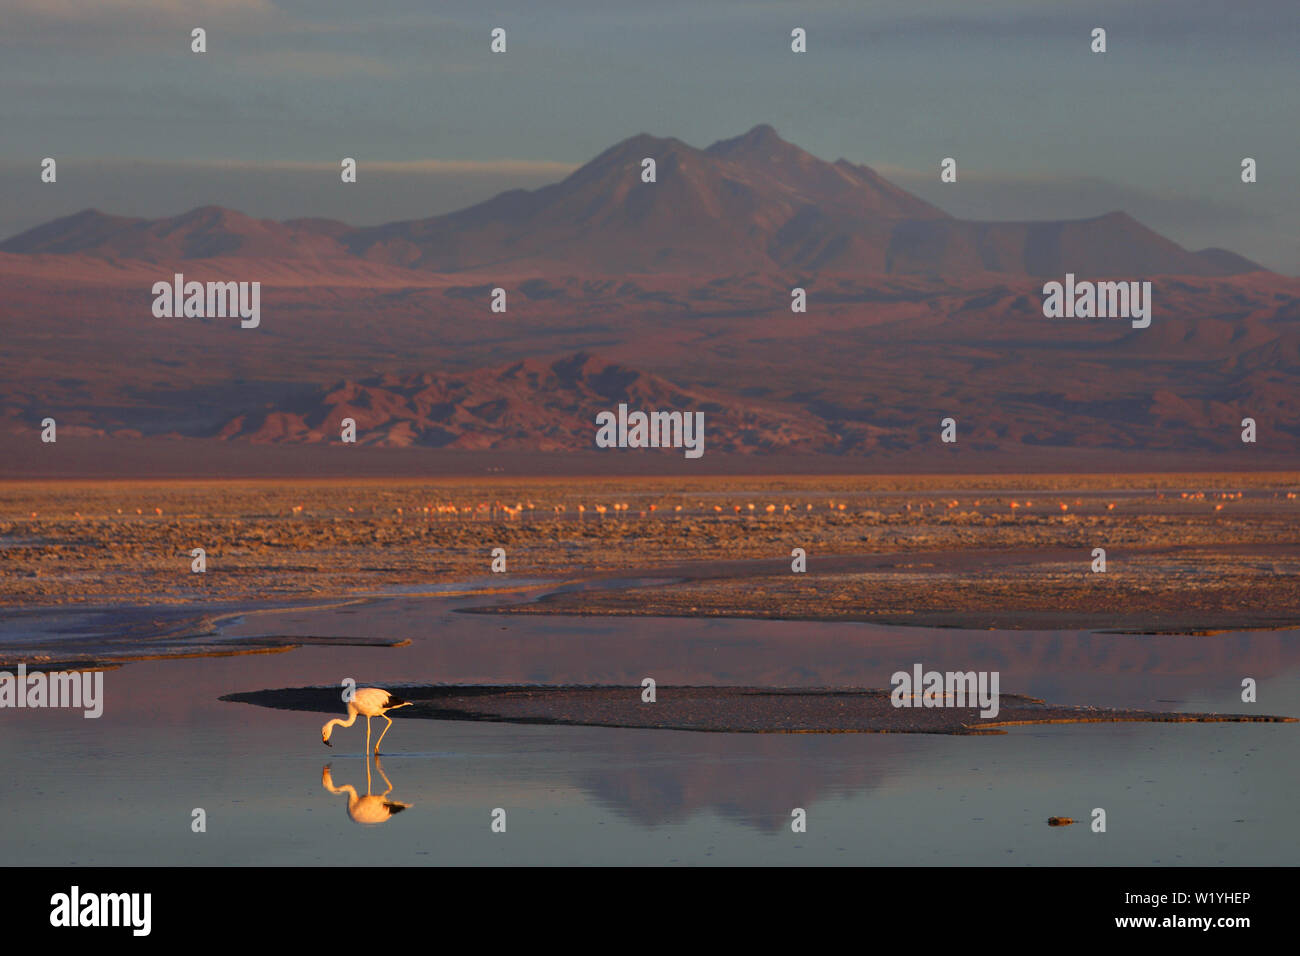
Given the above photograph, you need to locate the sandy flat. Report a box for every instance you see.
[223,684,1296,735]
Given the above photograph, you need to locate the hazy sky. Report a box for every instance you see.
[1,0,1296,271]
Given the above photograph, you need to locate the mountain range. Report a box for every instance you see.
[1,125,1294,468]
[0,125,1264,278]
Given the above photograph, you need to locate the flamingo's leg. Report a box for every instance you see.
[375,714,394,754]
[365,715,372,756]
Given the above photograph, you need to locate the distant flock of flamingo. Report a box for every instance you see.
[301,489,1290,521]
[25,489,1296,521]
[312,489,1290,521]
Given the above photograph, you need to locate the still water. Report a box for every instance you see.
[2,590,1297,865]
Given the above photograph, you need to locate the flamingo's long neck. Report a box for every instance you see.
[321,703,358,742]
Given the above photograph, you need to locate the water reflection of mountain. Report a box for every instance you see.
[572,733,940,831]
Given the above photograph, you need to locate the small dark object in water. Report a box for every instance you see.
[1047,816,1075,826]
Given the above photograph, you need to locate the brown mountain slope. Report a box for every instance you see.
[2,262,1296,462]
[214,352,839,452]
[880,211,1237,277]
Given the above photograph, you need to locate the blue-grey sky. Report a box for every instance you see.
[1,0,1296,271]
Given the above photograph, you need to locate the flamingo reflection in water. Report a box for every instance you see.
[322,758,411,825]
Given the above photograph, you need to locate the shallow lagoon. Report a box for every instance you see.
[1,591,1297,865]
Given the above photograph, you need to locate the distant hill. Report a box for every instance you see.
[2,206,349,261]
[212,352,838,453]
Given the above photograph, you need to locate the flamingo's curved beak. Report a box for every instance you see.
[322,737,332,747]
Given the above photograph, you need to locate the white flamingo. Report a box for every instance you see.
[321,687,412,755]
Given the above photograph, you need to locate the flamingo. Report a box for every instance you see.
[322,687,412,755]
[322,759,410,825]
